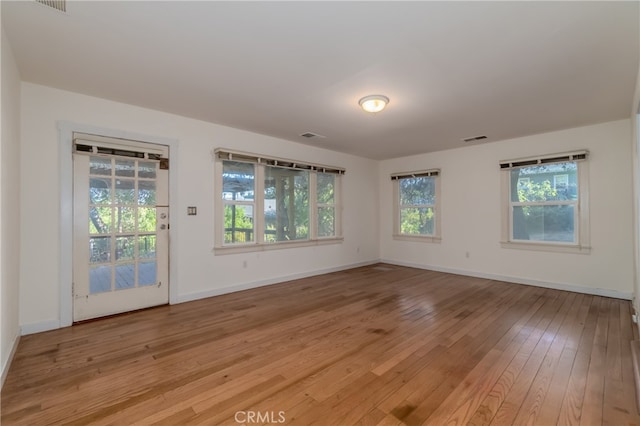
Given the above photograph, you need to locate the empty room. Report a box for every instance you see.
[2,1,640,425]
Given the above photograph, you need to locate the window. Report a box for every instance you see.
[392,169,441,242]
[317,173,337,238]
[500,151,589,253]
[264,166,309,242]
[215,149,343,253]
[222,161,255,244]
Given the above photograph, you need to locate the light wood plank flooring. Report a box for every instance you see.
[2,264,639,425]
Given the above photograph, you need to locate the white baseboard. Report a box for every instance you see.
[17,261,379,334]
[18,259,631,338]
[176,260,379,304]
[1,333,20,389]
[381,259,633,300]
[20,319,61,336]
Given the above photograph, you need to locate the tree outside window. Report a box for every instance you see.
[397,175,437,237]
[510,162,578,243]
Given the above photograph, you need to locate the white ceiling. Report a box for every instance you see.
[2,1,639,160]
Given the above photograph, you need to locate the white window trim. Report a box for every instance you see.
[214,237,344,256]
[214,150,343,254]
[392,169,441,243]
[500,151,590,254]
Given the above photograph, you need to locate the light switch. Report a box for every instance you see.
[187,206,197,215]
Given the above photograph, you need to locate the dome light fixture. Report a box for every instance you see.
[358,95,389,113]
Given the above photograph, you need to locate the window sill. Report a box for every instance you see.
[213,237,344,255]
[500,241,591,254]
[393,234,442,244]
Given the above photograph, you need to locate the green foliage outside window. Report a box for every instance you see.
[511,163,577,242]
[400,207,434,235]
[317,173,335,237]
[264,168,309,242]
[224,205,254,243]
[221,160,340,244]
[399,176,435,236]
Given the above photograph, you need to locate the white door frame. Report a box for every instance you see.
[58,121,180,328]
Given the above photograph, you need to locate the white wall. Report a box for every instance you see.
[632,0,640,330]
[634,110,639,322]
[16,83,638,332]
[19,83,379,332]
[380,120,635,298]
[632,54,640,326]
[1,27,22,384]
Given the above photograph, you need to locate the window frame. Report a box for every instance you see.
[392,169,441,243]
[500,151,590,254]
[214,149,343,254]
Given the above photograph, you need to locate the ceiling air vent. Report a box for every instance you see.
[299,132,326,139]
[35,0,66,13]
[462,135,488,143]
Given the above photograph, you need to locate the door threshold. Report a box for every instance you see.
[73,303,169,325]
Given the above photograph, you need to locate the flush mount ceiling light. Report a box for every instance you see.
[358,95,389,113]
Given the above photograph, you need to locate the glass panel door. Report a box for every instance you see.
[73,144,169,321]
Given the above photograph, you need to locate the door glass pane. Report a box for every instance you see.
[138,162,157,179]
[138,207,156,232]
[90,265,111,294]
[512,205,575,242]
[138,181,156,205]
[81,151,164,310]
[89,237,111,263]
[139,261,157,286]
[116,236,135,261]
[115,179,135,205]
[90,157,111,176]
[115,160,135,177]
[115,207,136,233]
[115,263,135,289]
[90,178,111,204]
[138,235,156,258]
[89,207,112,234]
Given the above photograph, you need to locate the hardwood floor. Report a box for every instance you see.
[2,264,639,425]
